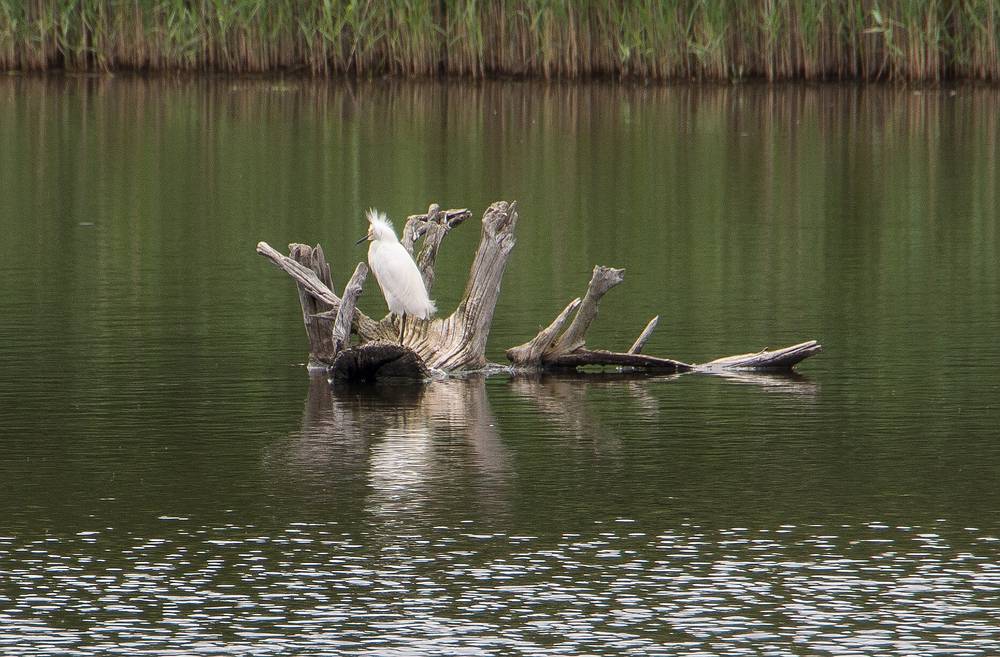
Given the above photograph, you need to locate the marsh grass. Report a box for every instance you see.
[0,1,996,80]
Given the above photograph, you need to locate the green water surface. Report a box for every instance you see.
[0,76,998,655]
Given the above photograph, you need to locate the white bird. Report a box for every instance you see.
[356,209,436,344]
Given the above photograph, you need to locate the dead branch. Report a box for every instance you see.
[331,262,368,354]
[695,341,823,371]
[551,266,625,355]
[289,244,336,366]
[257,241,384,343]
[413,205,471,293]
[546,349,692,372]
[506,265,820,374]
[628,316,660,354]
[506,298,581,367]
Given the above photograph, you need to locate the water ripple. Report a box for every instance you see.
[2,522,999,655]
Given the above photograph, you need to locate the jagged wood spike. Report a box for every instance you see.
[289,244,337,366]
[403,206,471,255]
[413,204,445,293]
[416,207,470,293]
[428,201,518,371]
[401,219,421,256]
[332,262,368,354]
[628,316,659,354]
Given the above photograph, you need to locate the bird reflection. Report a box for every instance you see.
[268,373,511,526]
[268,368,816,525]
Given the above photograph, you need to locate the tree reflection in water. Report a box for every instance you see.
[266,369,817,526]
[268,373,512,527]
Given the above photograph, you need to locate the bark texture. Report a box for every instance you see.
[289,244,337,367]
[330,262,368,354]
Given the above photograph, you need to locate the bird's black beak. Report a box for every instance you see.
[354,235,367,246]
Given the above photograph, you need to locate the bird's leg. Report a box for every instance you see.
[399,313,406,345]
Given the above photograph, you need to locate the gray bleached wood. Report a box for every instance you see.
[256,241,384,341]
[506,264,821,373]
[403,205,472,292]
[258,200,822,380]
[628,316,660,354]
[695,341,823,371]
[330,262,368,354]
[505,298,581,367]
[258,201,517,374]
[289,244,337,366]
[551,266,625,355]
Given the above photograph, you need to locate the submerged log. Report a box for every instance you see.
[258,199,822,381]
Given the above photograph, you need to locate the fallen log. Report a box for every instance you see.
[258,200,822,381]
[695,341,823,371]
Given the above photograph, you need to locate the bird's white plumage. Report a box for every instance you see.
[365,209,436,319]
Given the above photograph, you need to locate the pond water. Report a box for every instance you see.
[1,76,998,655]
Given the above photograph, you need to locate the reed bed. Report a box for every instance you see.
[1,1,997,81]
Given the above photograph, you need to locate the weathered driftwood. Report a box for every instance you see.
[289,244,337,367]
[694,340,823,371]
[505,262,822,373]
[258,201,516,372]
[506,265,690,372]
[504,298,581,367]
[329,262,368,354]
[258,199,822,381]
[403,205,472,293]
[546,349,692,371]
[628,316,659,354]
[552,266,625,354]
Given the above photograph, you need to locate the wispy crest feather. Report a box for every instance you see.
[366,208,398,242]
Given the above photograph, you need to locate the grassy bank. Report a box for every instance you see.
[1,1,997,81]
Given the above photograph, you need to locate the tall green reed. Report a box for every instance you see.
[0,0,996,80]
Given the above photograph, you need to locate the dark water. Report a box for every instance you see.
[1,77,999,655]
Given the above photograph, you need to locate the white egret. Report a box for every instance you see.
[356,209,436,344]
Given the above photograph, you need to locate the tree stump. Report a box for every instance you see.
[257,200,823,381]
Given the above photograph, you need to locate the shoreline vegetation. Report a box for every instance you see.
[1,1,997,82]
